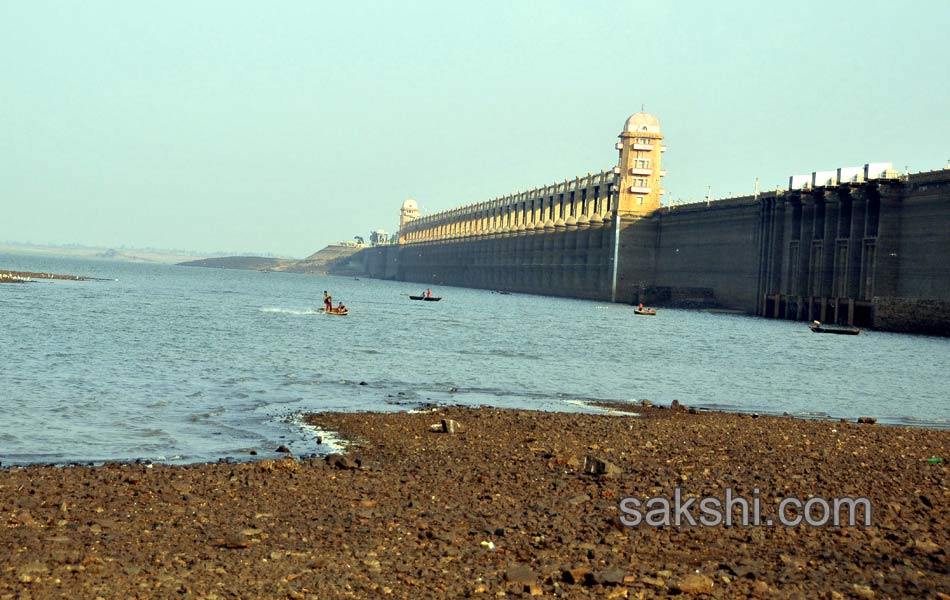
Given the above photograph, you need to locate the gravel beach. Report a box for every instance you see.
[1,405,947,599]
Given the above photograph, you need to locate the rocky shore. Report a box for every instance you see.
[0,269,100,283]
[1,405,947,599]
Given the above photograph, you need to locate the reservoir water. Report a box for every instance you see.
[2,253,948,466]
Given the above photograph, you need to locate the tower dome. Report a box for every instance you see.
[623,112,660,134]
[398,198,421,244]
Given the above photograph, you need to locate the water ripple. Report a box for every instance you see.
[2,253,949,467]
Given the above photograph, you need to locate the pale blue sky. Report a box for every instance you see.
[2,1,948,258]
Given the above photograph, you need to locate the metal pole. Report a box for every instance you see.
[610,184,620,303]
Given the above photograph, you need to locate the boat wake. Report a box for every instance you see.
[260,306,319,316]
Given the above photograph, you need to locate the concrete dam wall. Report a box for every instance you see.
[337,170,950,336]
[338,171,950,334]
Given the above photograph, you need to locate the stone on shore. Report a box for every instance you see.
[670,573,715,595]
[324,453,359,469]
[441,418,463,433]
[582,455,621,477]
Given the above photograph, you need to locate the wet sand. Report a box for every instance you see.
[1,405,947,599]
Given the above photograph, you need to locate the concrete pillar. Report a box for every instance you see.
[819,191,839,299]
[561,217,576,293]
[587,213,605,298]
[782,197,800,298]
[541,219,556,293]
[501,206,513,289]
[872,185,903,299]
[576,214,591,297]
[831,194,851,300]
[757,196,784,316]
[527,222,542,292]
[463,234,476,288]
[858,192,878,300]
[799,195,815,319]
[846,188,867,300]
[514,223,528,292]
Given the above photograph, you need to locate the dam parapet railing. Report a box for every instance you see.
[400,169,620,245]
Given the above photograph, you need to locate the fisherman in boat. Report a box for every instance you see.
[336,302,346,313]
[323,291,332,313]
[638,303,644,310]
[426,288,432,298]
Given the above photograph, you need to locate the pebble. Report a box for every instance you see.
[582,455,621,477]
[670,573,714,595]
[324,454,359,469]
[593,567,626,585]
[504,564,536,585]
[441,419,463,434]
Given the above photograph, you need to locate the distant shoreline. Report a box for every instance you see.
[0,243,231,264]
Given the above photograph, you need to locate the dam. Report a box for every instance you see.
[335,113,950,336]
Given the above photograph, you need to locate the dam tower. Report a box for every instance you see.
[398,198,419,243]
[616,112,666,216]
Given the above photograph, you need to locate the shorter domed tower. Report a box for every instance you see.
[616,112,666,216]
[398,199,419,243]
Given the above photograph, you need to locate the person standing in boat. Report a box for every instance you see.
[426,288,432,298]
[323,291,332,312]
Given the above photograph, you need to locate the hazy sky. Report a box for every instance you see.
[2,1,948,258]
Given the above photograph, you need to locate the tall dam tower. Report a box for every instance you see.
[398,199,419,244]
[616,112,667,217]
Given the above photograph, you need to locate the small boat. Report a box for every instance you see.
[319,308,349,316]
[409,295,442,301]
[634,308,657,316]
[810,321,859,335]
